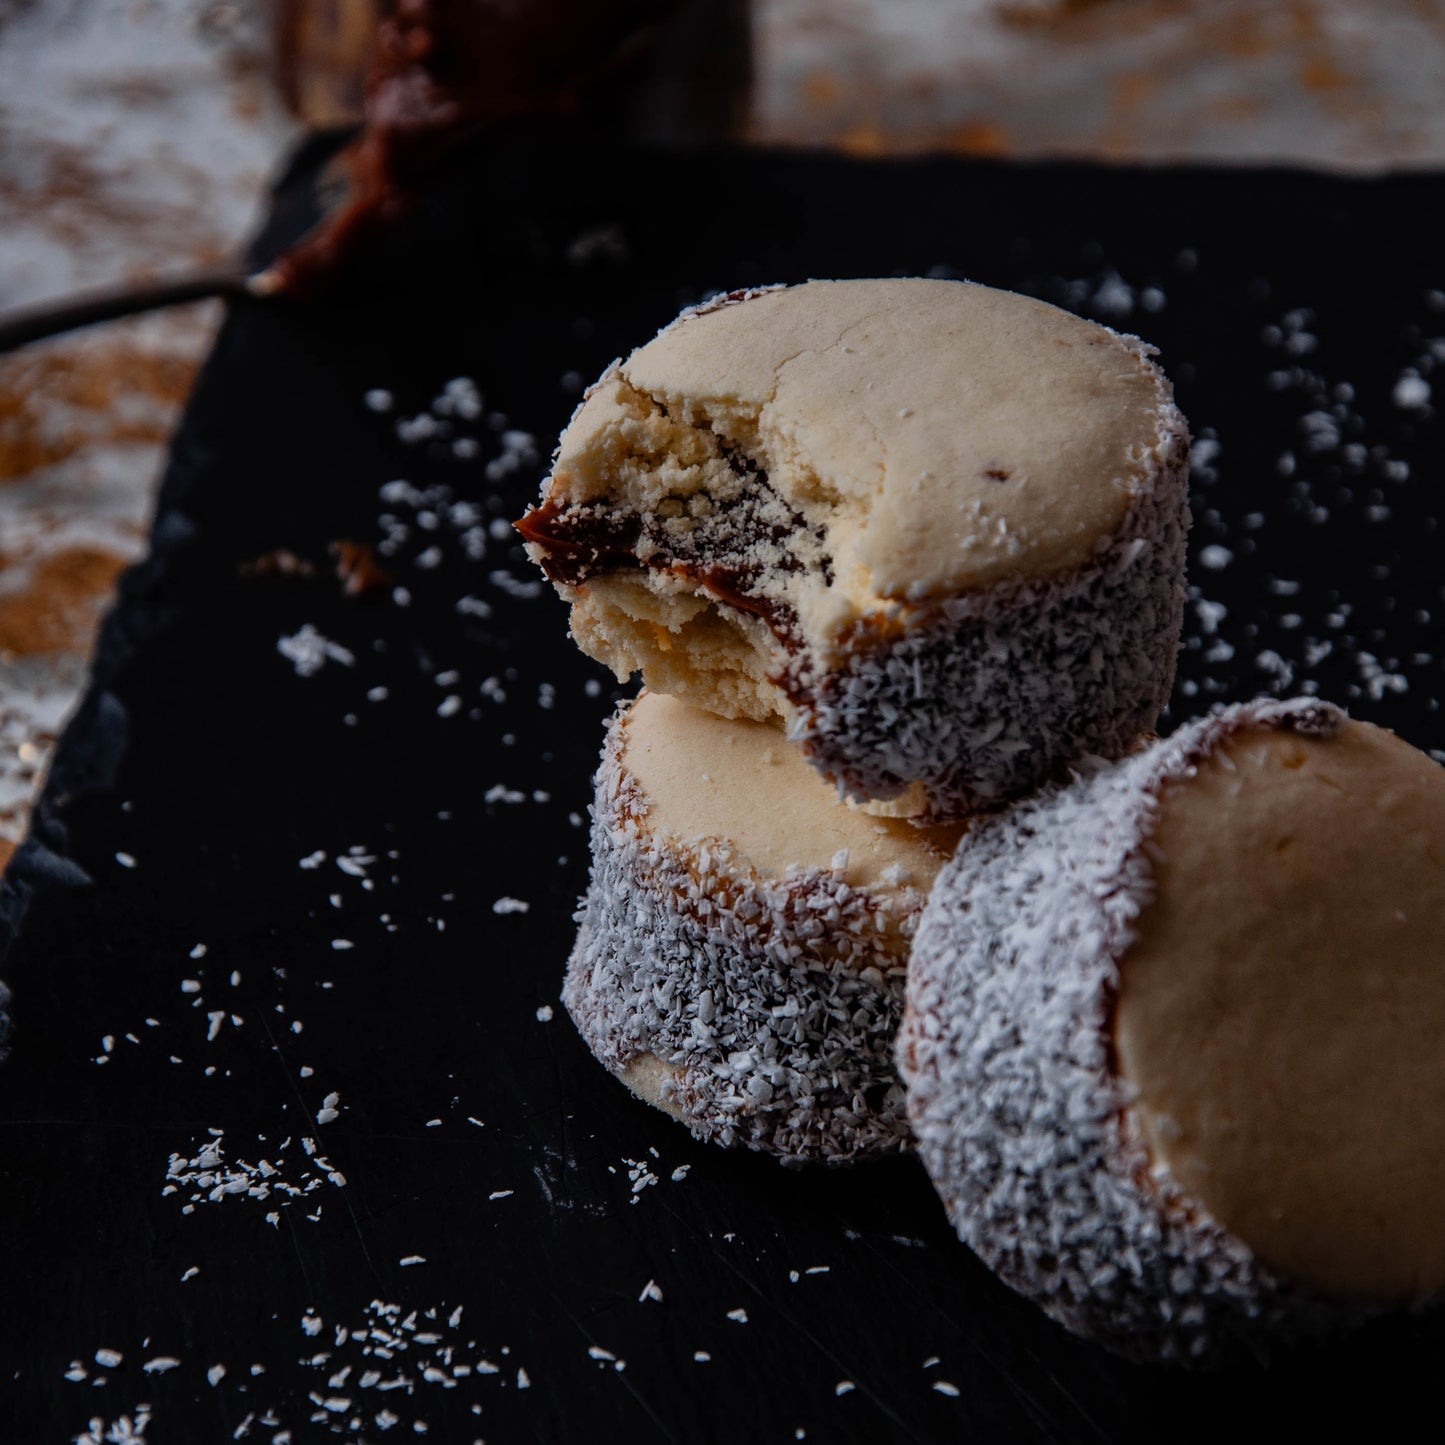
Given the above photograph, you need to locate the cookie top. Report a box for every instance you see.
[550,278,1177,616]
[1115,717,1445,1303]
[622,690,963,891]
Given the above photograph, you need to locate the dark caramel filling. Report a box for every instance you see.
[516,464,828,658]
[515,497,641,586]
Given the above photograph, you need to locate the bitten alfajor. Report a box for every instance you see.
[519,278,1190,821]
[565,689,964,1164]
[900,698,1445,1362]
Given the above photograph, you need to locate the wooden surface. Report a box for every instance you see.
[0,0,293,866]
[751,0,1445,168]
[2,135,1444,1441]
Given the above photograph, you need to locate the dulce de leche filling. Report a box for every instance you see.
[1114,721,1445,1303]
[516,459,814,653]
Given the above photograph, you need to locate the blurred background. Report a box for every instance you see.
[3,0,1445,873]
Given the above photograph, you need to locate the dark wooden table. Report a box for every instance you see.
[3,135,1443,1442]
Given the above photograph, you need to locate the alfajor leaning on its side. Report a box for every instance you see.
[899,697,1445,1364]
[519,278,1190,822]
[566,690,964,1164]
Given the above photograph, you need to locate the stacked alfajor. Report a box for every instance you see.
[520,276,1189,1167]
[521,276,1445,1362]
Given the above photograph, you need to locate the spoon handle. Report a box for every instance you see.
[0,265,282,355]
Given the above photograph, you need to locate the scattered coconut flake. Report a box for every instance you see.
[74,1407,151,1445]
[483,784,527,804]
[165,1129,345,1212]
[278,625,355,678]
[623,1157,659,1202]
[1393,373,1432,409]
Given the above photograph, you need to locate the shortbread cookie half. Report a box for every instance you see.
[519,278,1190,821]
[900,698,1445,1362]
[566,689,964,1163]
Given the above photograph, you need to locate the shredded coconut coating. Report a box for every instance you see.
[899,697,1358,1363]
[565,700,932,1165]
[798,420,1191,819]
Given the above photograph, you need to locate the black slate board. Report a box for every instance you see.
[3,135,1445,1443]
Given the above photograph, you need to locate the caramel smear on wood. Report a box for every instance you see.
[0,342,199,481]
[0,545,129,657]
